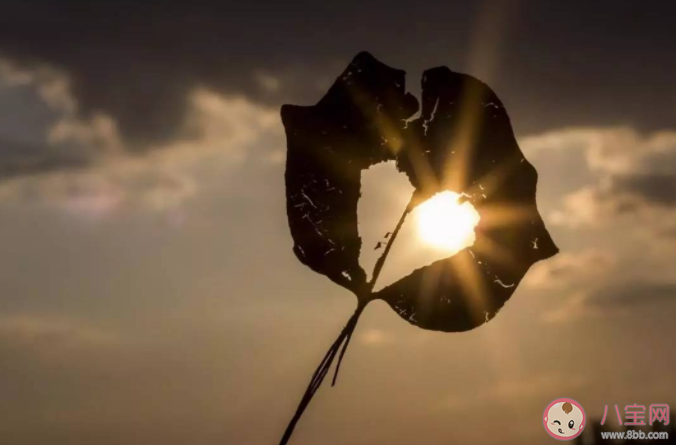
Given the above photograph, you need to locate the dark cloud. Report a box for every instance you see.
[589,282,676,308]
[613,173,676,207]
[2,1,676,206]
[0,135,89,178]
[1,2,341,146]
[589,148,676,221]
[1,0,676,150]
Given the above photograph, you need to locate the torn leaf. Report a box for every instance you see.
[279,51,558,445]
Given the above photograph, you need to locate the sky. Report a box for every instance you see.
[0,1,675,444]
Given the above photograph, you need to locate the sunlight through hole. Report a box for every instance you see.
[415,191,480,252]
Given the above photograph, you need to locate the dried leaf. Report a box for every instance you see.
[279,52,558,445]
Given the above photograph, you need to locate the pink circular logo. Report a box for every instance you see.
[543,398,586,441]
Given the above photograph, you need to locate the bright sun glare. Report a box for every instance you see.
[415,191,481,251]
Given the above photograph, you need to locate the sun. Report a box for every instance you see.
[415,191,481,251]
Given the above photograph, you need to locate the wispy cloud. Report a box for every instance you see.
[0,315,122,359]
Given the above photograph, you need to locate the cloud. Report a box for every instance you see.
[613,173,676,207]
[543,281,676,323]
[586,282,676,309]
[0,56,123,172]
[0,61,283,214]
[524,249,615,290]
[0,315,121,360]
[255,72,282,93]
[0,4,329,146]
[524,127,676,237]
[0,135,90,178]
[522,249,618,323]
[0,57,111,177]
[359,328,395,346]
[522,248,676,322]
[537,274,676,324]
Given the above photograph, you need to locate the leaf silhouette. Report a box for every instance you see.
[279,52,558,445]
[283,51,418,296]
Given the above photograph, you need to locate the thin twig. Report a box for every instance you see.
[369,192,416,288]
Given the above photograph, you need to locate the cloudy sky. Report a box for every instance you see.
[1,2,675,444]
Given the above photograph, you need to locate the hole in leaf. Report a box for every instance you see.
[372,193,480,291]
[358,162,481,291]
[358,160,413,282]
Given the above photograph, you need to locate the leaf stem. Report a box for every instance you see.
[279,192,417,445]
[278,303,365,445]
[368,192,416,290]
